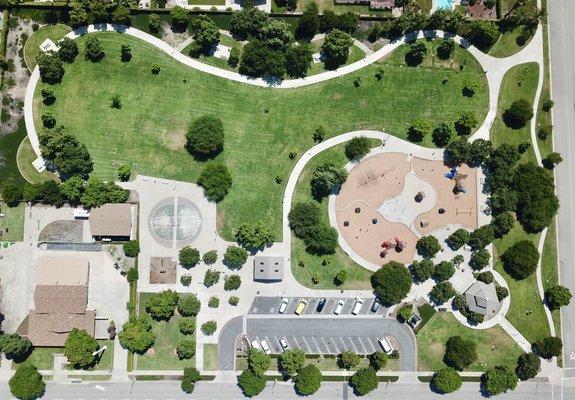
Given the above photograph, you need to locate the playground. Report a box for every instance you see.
[334,152,478,265]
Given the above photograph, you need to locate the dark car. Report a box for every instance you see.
[316,298,327,312]
[371,299,381,312]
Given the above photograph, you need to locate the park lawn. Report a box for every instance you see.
[489,27,534,58]
[189,0,225,4]
[541,219,561,340]
[493,222,550,343]
[0,119,27,190]
[203,344,218,371]
[35,32,488,241]
[417,312,524,372]
[291,142,378,289]
[24,24,72,70]
[491,62,539,164]
[12,347,61,370]
[17,136,57,184]
[0,202,24,242]
[181,35,244,73]
[308,44,366,76]
[137,293,196,370]
[296,0,392,15]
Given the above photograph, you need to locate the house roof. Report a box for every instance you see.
[465,281,499,316]
[27,310,95,347]
[253,256,284,282]
[89,203,132,237]
[36,257,89,286]
[149,257,177,284]
[34,285,88,314]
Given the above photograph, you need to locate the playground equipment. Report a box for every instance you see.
[444,167,468,194]
[380,237,407,253]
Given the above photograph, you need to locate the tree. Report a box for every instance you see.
[533,336,562,359]
[470,248,490,270]
[237,368,266,397]
[120,44,132,62]
[444,336,477,371]
[41,111,56,128]
[193,16,220,53]
[496,286,509,301]
[84,36,105,62]
[452,294,467,311]
[371,261,412,305]
[223,245,249,267]
[431,367,462,393]
[179,317,196,335]
[197,163,232,202]
[69,2,89,27]
[236,221,275,249]
[430,282,456,304]
[203,269,221,287]
[321,29,353,69]
[41,88,56,105]
[58,37,79,63]
[432,123,452,147]
[1,334,32,361]
[468,20,500,51]
[504,99,534,128]
[468,139,492,166]
[408,118,432,142]
[224,274,242,291]
[260,19,293,50]
[201,320,217,335]
[80,178,128,208]
[416,235,441,258]
[369,351,388,370]
[118,316,155,353]
[303,224,338,255]
[493,212,514,238]
[181,367,200,394]
[543,152,563,169]
[228,45,241,68]
[149,13,162,32]
[481,366,518,396]
[334,269,348,286]
[339,351,361,369]
[285,43,313,78]
[208,296,219,307]
[545,285,572,310]
[2,182,23,206]
[145,290,179,321]
[410,259,435,282]
[248,348,270,375]
[515,353,540,380]
[445,139,471,166]
[279,348,305,377]
[123,240,140,257]
[454,111,478,136]
[405,41,427,66]
[397,304,412,322]
[39,127,93,179]
[203,250,218,264]
[345,137,371,160]
[151,64,160,74]
[436,39,455,60]
[230,8,269,40]
[349,367,378,396]
[295,364,322,395]
[37,52,64,84]
[468,225,495,249]
[117,164,131,181]
[179,247,200,269]
[289,201,321,239]
[185,115,224,158]
[9,365,45,400]
[113,5,131,25]
[176,339,196,359]
[310,161,347,198]
[433,261,455,282]
[447,229,469,250]
[64,329,99,369]
[171,6,189,28]
[238,40,281,78]
[476,271,494,284]
[178,294,201,317]
[501,240,539,280]
[462,80,478,97]
[296,2,319,39]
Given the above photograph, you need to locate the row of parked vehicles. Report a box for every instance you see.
[278,297,382,315]
[250,335,395,356]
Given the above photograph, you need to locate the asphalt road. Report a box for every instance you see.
[1,380,569,400]
[246,317,416,371]
[548,0,575,368]
[249,296,388,316]
[217,316,243,371]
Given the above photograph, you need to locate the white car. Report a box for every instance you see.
[251,340,262,351]
[260,339,271,355]
[352,298,364,315]
[378,337,393,355]
[279,338,289,352]
[334,299,345,315]
[278,297,289,314]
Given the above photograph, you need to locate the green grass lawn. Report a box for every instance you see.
[236,354,399,372]
[417,312,524,372]
[35,33,488,241]
[296,0,393,15]
[181,35,244,73]
[17,136,57,184]
[13,347,61,370]
[0,119,27,191]
[203,344,218,371]
[308,44,366,76]
[489,27,533,58]
[94,340,114,370]
[24,24,72,70]
[0,202,24,242]
[136,293,196,370]
[291,142,378,289]
[188,0,225,4]
[541,219,561,339]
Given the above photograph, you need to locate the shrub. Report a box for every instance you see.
[496,286,509,301]
[41,88,56,105]
[313,125,325,142]
[504,99,534,128]
[64,328,99,369]
[176,339,196,359]
[224,274,242,291]
[433,261,455,282]
[470,248,490,270]
[208,296,220,308]
[476,271,494,284]
[9,365,45,400]
[501,240,539,280]
[123,240,140,258]
[295,364,322,395]
[58,37,78,63]
[151,64,161,74]
[538,125,551,141]
[408,118,431,142]
[204,269,221,287]
[468,225,495,249]
[545,285,572,310]
[371,261,412,305]
[117,164,131,181]
[181,367,200,394]
[516,353,540,380]
[481,366,518,396]
[179,247,200,269]
[197,163,232,202]
[185,115,224,158]
[334,269,348,286]
[432,367,462,393]
[203,250,218,264]
[41,111,56,128]
[228,45,240,67]
[532,337,562,359]
[462,80,478,97]
[237,369,266,397]
[178,294,201,317]
[1,334,32,361]
[201,320,217,336]
[454,111,478,136]
[345,137,371,160]
[349,367,378,396]
[543,152,563,169]
[369,351,388,370]
[397,304,412,322]
[444,336,477,371]
[339,351,361,369]
[229,296,239,306]
[145,290,179,321]
[179,317,196,335]
[430,282,456,305]
[303,224,338,255]
[432,123,453,147]
[223,245,248,267]
[236,221,275,249]
[410,259,435,283]
[120,44,132,62]
[149,13,162,33]
[84,36,105,62]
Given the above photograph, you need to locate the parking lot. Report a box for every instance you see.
[248,296,388,316]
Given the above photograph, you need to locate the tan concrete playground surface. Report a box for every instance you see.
[335,153,478,265]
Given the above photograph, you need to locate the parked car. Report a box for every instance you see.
[260,339,271,355]
[334,299,345,315]
[351,298,364,315]
[279,338,289,352]
[407,314,422,329]
[295,299,308,315]
[251,340,262,351]
[316,298,327,312]
[378,337,393,355]
[371,299,381,313]
[278,297,289,314]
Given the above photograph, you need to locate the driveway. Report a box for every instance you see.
[217,316,243,371]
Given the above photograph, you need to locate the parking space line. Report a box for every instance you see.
[293,336,303,351]
[348,337,360,354]
[357,337,368,354]
[301,337,312,353]
[311,337,321,354]
[320,337,332,354]
[339,337,348,351]
[366,337,376,353]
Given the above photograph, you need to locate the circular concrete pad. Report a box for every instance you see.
[149,197,202,248]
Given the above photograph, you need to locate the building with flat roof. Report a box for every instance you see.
[253,256,284,282]
[89,203,132,240]
[464,281,499,318]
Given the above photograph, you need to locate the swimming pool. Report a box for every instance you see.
[435,0,454,10]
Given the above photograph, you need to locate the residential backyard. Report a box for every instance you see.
[34,33,488,241]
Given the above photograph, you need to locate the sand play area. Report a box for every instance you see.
[334,152,478,265]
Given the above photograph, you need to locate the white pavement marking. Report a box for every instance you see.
[320,337,332,354]
[339,337,348,352]
[301,337,312,353]
[357,337,368,354]
[366,337,377,353]
[348,337,360,354]
[311,337,321,354]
